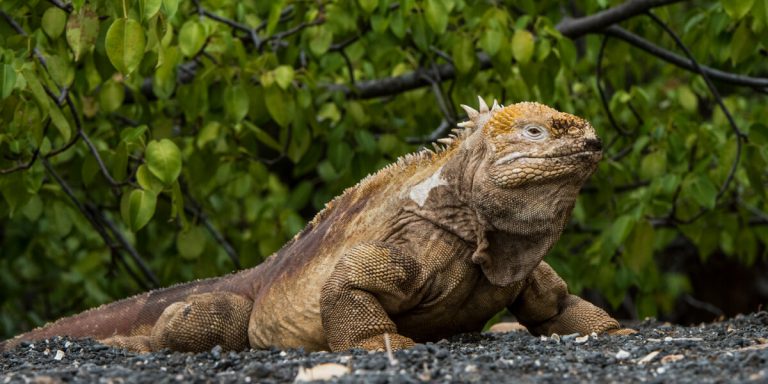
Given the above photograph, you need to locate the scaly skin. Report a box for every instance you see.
[1,99,629,353]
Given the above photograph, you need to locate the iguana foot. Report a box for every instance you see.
[605,328,638,335]
[357,333,415,351]
[100,334,153,353]
[149,292,253,352]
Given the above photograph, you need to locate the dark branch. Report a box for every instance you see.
[555,0,686,38]
[45,0,73,13]
[603,25,768,89]
[327,53,492,99]
[42,158,154,289]
[97,210,160,287]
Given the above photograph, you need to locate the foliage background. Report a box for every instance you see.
[1,0,767,338]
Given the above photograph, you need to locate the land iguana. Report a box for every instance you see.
[1,98,630,353]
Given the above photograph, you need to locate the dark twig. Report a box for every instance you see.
[596,35,631,137]
[193,0,261,47]
[0,148,40,175]
[339,49,356,85]
[0,123,46,174]
[97,210,160,287]
[178,179,242,270]
[260,17,325,51]
[63,95,130,188]
[42,158,153,289]
[45,0,73,13]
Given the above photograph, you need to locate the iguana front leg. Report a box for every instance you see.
[508,261,626,336]
[320,243,421,352]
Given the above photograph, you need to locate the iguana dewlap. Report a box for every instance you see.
[1,99,626,353]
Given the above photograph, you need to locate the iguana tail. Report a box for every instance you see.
[0,271,255,352]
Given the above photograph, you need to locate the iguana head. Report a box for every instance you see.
[457,98,602,189]
[450,97,602,286]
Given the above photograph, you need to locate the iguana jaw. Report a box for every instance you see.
[493,149,602,166]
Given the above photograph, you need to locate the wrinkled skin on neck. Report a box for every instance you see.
[447,102,602,287]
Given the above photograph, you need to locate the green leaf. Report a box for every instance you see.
[99,79,125,113]
[677,85,698,112]
[105,18,146,74]
[146,139,182,185]
[120,189,157,232]
[358,0,378,13]
[136,164,165,193]
[162,0,180,18]
[176,226,206,260]
[46,55,75,87]
[170,180,188,227]
[480,29,503,56]
[120,124,148,147]
[178,20,207,57]
[244,121,282,151]
[22,68,71,142]
[640,150,667,179]
[730,21,756,65]
[0,64,16,99]
[624,220,655,272]
[142,0,163,20]
[308,26,333,56]
[425,0,448,34]
[42,7,68,39]
[66,6,100,61]
[452,37,475,74]
[224,84,249,123]
[688,175,718,209]
[273,66,295,90]
[263,85,295,127]
[197,121,221,148]
[722,0,754,20]
[610,215,636,248]
[512,29,535,64]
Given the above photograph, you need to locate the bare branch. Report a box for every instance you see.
[555,0,687,38]
[603,25,768,89]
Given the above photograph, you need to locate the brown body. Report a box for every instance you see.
[1,99,626,353]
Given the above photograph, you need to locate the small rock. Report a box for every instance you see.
[661,354,684,364]
[464,364,477,373]
[636,350,660,365]
[551,333,561,343]
[210,345,223,359]
[295,363,350,382]
[53,350,65,361]
[574,335,589,344]
[615,350,631,360]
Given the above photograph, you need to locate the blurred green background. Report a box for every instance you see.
[1,0,767,338]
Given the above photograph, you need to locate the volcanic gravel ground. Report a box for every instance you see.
[2,312,768,383]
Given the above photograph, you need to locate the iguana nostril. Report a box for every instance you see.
[585,139,602,152]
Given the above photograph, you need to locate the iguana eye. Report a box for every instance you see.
[522,124,548,141]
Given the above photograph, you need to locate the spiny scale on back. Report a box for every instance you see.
[308,96,526,228]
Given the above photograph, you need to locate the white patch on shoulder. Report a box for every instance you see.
[409,166,448,207]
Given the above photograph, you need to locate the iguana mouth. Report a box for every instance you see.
[494,150,601,165]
